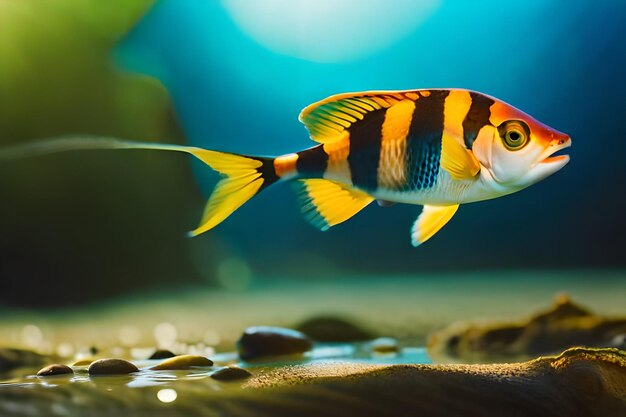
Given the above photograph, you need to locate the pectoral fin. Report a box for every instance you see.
[411,204,459,247]
[441,133,480,180]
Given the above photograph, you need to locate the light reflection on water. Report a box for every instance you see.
[157,388,177,403]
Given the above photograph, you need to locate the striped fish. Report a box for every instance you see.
[2,89,571,246]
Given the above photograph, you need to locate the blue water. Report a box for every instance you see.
[115,0,626,274]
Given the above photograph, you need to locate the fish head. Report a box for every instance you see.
[471,99,571,191]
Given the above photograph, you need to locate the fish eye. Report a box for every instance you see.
[498,120,530,151]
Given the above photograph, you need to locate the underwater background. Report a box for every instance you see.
[1,2,626,415]
[1,0,625,306]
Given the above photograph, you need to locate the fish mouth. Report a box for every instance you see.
[540,138,571,165]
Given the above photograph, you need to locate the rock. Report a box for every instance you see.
[296,316,374,342]
[526,293,593,325]
[148,349,176,360]
[72,359,94,366]
[237,326,313,360]
[370,337,399,354]
[37,364,73,377]
[0,348,45,372]
[428,294,626,362]
[88,358,138,375]
[150,355,213,370]
[210,366,252,381]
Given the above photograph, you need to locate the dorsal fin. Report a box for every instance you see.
[295,179,374,230]
[299,90,426,144]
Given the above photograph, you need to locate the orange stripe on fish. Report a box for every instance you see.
[274,153,299,178]
[444,90,472,141]
[323,131,352,184]
[378,99,415,189]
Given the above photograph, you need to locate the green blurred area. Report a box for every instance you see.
[0,0,164,140]
[0,0,216,307]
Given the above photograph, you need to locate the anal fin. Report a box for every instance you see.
[296,179,374,230]
[411,204,459,247]
[441,133,480,180]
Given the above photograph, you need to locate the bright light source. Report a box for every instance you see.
[221,0,441,63]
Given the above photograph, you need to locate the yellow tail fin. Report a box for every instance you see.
[0,136,277,236]
[187,149,268,236]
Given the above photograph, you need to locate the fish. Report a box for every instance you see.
[1,89,571,246]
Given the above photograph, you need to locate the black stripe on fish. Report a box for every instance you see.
[347,107,387,191]
[462,92,495,149]
[296,145,328,177]
[404,90,449,191]
[257,157,280,190]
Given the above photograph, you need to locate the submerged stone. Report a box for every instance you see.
[37,364,73,377]
[237,326,313,360]
[88,358,138,375]
[210,366,252,381]
[148,349,176,360]
[296,316,374,342]
[150,355,213,370]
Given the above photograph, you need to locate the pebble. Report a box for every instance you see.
[210,366,252,381]
[72,359,94,366]
[36,364,74,377]
[370,337,399,354]
[237,326,313,360]
[88,358,139,375]
[150,355,213,370]
[149,349,176,360]
[296,317,374,342]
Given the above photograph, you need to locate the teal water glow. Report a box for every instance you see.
[116,0,626,273]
